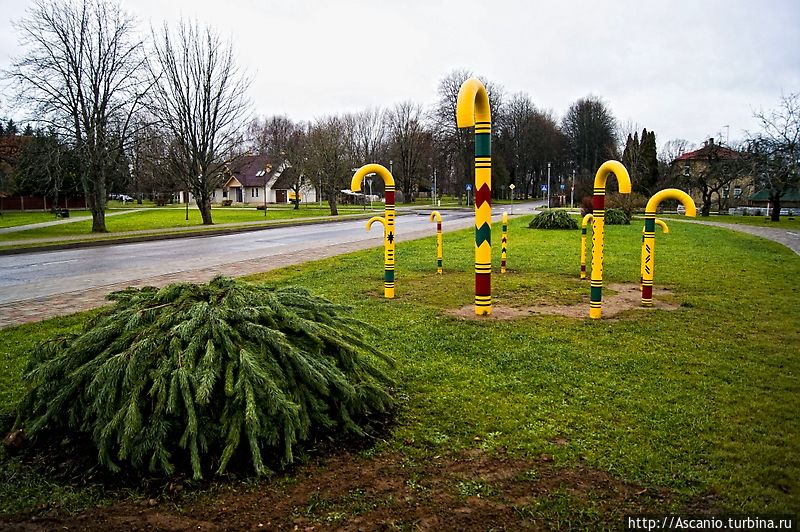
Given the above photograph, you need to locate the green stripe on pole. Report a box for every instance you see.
[384,270,395,283]
[475,133,491,157]
[475,223,492,246]
[590,286,602,301]
[644,218,656,232]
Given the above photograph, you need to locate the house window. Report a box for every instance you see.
[212,190,216,198]
[223,189,228,199]
[251,188,258,198]
[734,187,742,199]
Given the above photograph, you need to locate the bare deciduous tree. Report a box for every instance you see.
[5,0,148,232]
[433,69,503,205]
[386,101,429,201]
[147,20,251,225]
[306,116,352,216]
[748,93,800,221]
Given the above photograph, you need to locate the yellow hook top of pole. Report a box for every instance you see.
[593,160,632,193]
[645,188,697,216]
[366,216,388,231]
[351,164,395,192]
[655,219,670,233]
[582,213,594,228]
[456,78,491,128]
[429,211,442,223]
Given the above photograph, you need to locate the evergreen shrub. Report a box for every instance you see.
[604,208,631,225]
[15,276,394,479]
[528,209,579,229]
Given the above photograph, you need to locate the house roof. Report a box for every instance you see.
[748,187,800,202]
[229,155,279,187]
[271,166,300,190]
[675,140,741,162]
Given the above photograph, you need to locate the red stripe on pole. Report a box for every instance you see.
[593,195,605,210]
[642,285,653,300]
[475,183,491,207]
[476,273,491,296]
[437,223,441,231]
[385,191,395,204]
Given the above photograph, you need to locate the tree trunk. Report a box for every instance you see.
[293,197,300,210]
[770,192,781,222]
[328,195,338,216]
[85,165,107,232]
[701,188,713,217]
[200,198,214,225]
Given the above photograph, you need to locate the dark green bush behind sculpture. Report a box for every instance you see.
[528,209,579,230]
[604,208,631,225]
[16,277,394,479]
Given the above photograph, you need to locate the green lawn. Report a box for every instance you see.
[0,210,92,229]
[0,216,797,518]
[0,205,380,242]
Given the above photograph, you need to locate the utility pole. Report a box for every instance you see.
[547,162,551,208]
[571,169,576,208]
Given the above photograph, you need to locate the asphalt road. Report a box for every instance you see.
[0,209,487,305]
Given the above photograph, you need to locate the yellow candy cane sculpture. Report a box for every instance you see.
[352,164,396,298]
[641,189,696,306]
[501,211,508,274]
[639,219,669,291]
[456,78,492,315]
[429,211,443,274]
[580,213,594,280]
[589,161,632,319]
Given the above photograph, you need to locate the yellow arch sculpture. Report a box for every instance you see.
[456,78,492,315]
[639,219,669,291]
[352,164,396,298]
[580,213,594,279]
[641,189,696,306]
[429,211,443,274]
[589,160,632,319]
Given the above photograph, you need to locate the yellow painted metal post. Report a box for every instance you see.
[456,78,492,315]
[429,210,443,274]
[589,161,632,319]
[580,213,594,279]
[501,211,508,273]
[641,189,696,306]
[352,164,396,298]
[640,219,669,291]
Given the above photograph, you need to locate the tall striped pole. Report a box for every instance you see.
[640,219,669,291]
[580,213,594,280]
[456,78,492,315]
[352,164,396,299]
[501,211,508,273]
[589,161,632,319]
[641,189,696,306]
[429,210,443,274]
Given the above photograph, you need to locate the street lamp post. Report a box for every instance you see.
[547,162,551,208]
[509,183,515,214]
[571,169,576,208]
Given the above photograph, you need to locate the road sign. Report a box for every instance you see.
[560,184,565,191]
[466,184,472,191]
[509,184,516,190]
[541,185,547,192]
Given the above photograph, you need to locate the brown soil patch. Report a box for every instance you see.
[1,449,710,531]
[447,283,680,320]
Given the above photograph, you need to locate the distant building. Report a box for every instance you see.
[672,138,753,211]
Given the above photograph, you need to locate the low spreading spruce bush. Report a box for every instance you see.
[15,276,394,479]
[528,209,579,229]
[604,208,631,225]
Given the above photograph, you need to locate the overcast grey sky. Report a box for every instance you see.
[1,0,798,149]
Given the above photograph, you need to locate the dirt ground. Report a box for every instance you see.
[1,447,718,531]
[447,283,680,320]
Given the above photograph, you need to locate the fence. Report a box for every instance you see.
[0,196,87,211]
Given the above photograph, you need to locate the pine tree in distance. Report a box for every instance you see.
[15,277,395,479]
